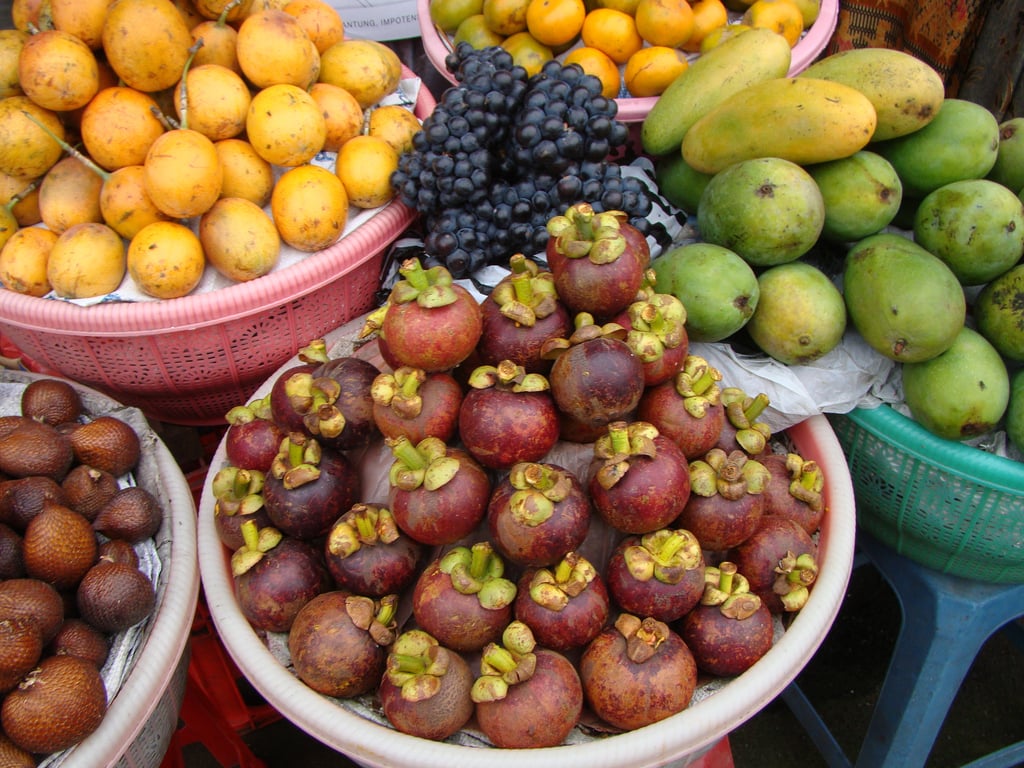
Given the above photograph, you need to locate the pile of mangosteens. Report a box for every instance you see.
[211,202,828,748]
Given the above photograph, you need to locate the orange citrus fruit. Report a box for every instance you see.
[580,7,644,65]
[563,45,621,98]
[682,0,729,51]
[624,45,688,97]
[526,0,586,47]
[500,30,553,76]
[790,0,820,25]
[453,13,506,48]
[742,0,804,46]
[634,0,695,48]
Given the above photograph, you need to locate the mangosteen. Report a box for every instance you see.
[636,355,726,460]
[614,292,689,387]
[605,528,705,623]
[676,448,770,552]
[378,258,483,373]
[487,461,591,567]
[223,394,285,473]
[760,451,826,535]
[716,387,772,457]
[579,613,697,731]
[678,562,775,677]
[471,621,583,749]
[411,542,516,653]
[262,432,361,540]
[545,202,650,320]
[211,465,272,551]
[476,254,572,374]
[457,361,560,470]
[513,551,610,652]
[728,515,819,613]
[288,590,396,698]
[543,316,645,435]
[323,502,422,597]
[387,436,491,546]
[268,348,321,434]
[231,520,330,633]
[370,365,463,445]
[588,421,691,534]
[306,354,381,451]
[378,629,475,741]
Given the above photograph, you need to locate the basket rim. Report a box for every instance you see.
[416,0,840,122]
[0,66,435,338]
[839,404,1024,496]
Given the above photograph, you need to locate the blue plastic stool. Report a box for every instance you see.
[782,531,1024,768]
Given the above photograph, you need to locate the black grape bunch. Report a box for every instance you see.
[391,43,655,278]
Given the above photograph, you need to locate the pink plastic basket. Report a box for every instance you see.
[0,69,436,427]
[417,0,840,123]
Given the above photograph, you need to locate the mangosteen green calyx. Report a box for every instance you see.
[471,620,584,749]
[379,628,475,741]
[678,448,770,551]
[760,451,826,535]
[370,365,462,445]
[718,386,772,456]
[605,528,706,622]
[619,292,690,386]
[211,465,271,550]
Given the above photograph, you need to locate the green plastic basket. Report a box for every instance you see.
[829,405,1024,583]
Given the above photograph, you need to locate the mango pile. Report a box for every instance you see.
[0,0,422,301]
[643,40,1024,451]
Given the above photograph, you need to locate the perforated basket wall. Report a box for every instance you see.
[0,70,435,427]
[829,405,1024,583]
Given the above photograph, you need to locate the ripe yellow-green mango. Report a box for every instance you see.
[799,47,945,141]
[682,77,878,174]
[640,27,792,157]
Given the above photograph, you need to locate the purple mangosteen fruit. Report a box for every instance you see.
[457,361,560,470]
[636,355,726,459]
[411,542,517,653]
[588,421,691,534]
[370,366,463,445]
[605,528,705,622]
[613,292,690,387]
[579,613,697,731]
[288,590,397,698]
[513,551,610,652]
[678,562,774,677]
[323,502,423,598]
[211,465,272,551]
[223,394,285,473]
[728,515,819,613]
[476,254,572,374]
[471,621,584,749]
[386,436,491,546]
[760,451,826,535]
[676,448,770,552]
[487,461,591,567]
[378,629,475,741]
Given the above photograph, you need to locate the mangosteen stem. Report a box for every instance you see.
[240,518,260,551]
[607,421,631,455]
[718,561,737,593]
[297,339,329,365]
[391,258,458,308]
[388,435,426,470]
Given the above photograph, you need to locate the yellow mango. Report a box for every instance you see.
[681,77,878,174]
[799,47,945,141]
[640,26,792,157]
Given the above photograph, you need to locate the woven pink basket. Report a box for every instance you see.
[0,68,435,427]
[418,0,840,123]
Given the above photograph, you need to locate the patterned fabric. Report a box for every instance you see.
[825,0,1024,118]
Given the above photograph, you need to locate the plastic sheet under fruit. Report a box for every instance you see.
[0,379,162,768]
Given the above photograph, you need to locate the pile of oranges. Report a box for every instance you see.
[430,0,820,98]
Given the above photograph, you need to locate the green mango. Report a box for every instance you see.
[872,98,1000,198]
[913,178,1024,286]
[697,157,825,267]
[974,263,1024,362]
[987,117,1024,193]
[807,150,903,242]
[746,261,847,365]
[651,242,759,342]
[654,152,713,215]
[843,232,965,363]
[901,326,1009,441]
